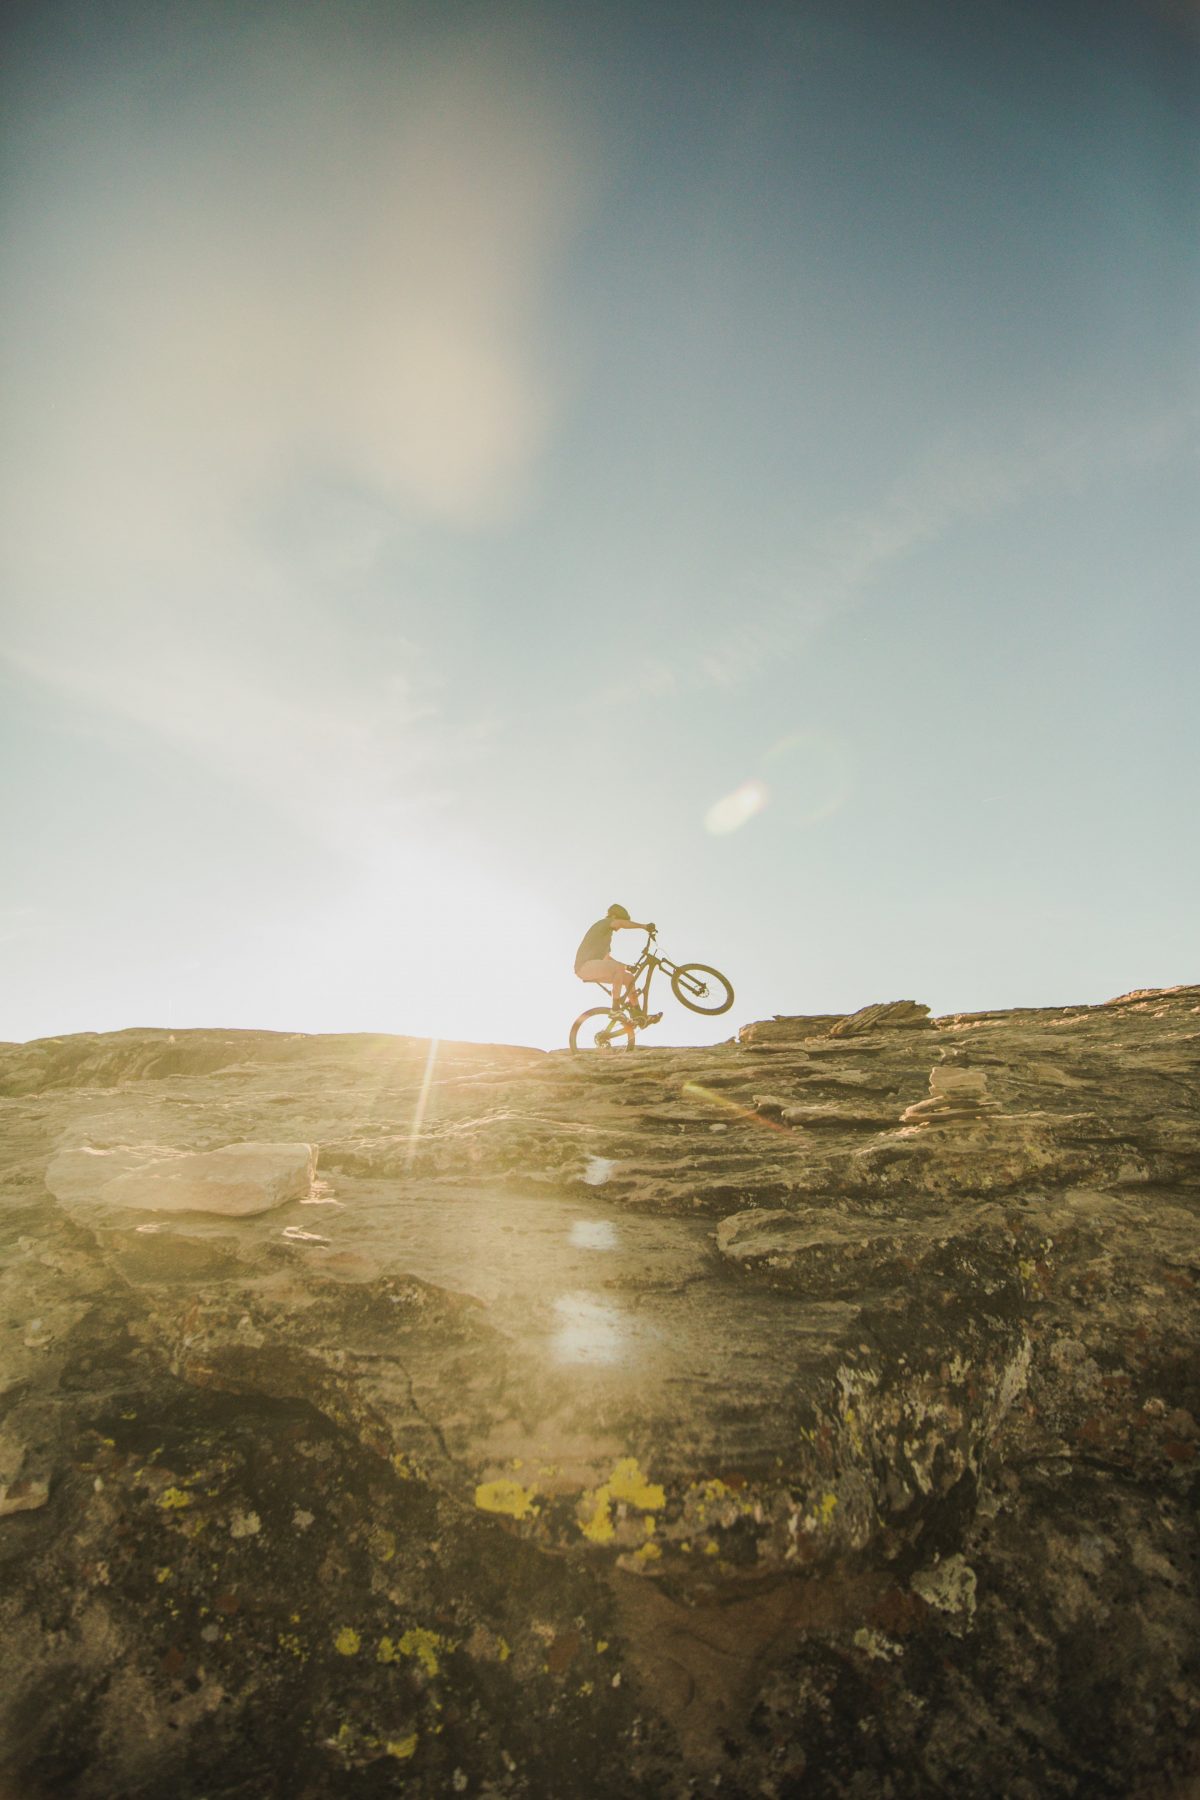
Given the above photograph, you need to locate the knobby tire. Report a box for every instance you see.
[669,963,734,1016]
[569,1007,636,1051]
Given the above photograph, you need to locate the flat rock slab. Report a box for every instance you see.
[45,1140,315,1215]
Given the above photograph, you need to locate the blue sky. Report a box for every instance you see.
[2,0,1197,1049]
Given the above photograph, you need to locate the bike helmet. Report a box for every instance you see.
[607,903,631,920]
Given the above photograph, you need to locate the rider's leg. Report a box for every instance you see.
[612,966,640,1015]
[578,957,640,1018]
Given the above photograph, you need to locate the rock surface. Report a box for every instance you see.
[0,996,1198,1798]
[45,1140,316,1215]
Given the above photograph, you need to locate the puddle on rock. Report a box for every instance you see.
[568,1220,619,1252]
[551,1293,629,1366]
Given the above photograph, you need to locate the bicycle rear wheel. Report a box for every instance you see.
[670,963,734,1016]
[569,1007,636,1051]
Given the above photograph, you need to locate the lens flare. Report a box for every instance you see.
[405,1037,440,1168]
[704,779,769,836]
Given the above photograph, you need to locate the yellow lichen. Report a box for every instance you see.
[378,1627,448,1676]
[158,1488,192,1510]
[474,1478,538,1520]
[606,1457,665,1510]
[368,1526,396,1563]
[578,1457,665,1544]
[497,1636,512,1662]
[334,1627,361,1656]
[819,1492,838,1525]
[696,1478,730,1503]
[155,1567,173,1584]
[684,1477,756,1528]
[386,1734,418,1761]
[398,1627,445,1677]
[579,1491,615,1544]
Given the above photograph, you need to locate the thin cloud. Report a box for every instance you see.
[1,15,591,838]
[2,630,475,857]
[2,21,589,570]
[601,399,1198,704]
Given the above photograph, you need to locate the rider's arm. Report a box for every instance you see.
[614,920,655,933]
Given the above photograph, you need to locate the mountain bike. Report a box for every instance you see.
[569,929,734,1051]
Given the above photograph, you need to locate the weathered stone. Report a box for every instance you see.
[929,1065,990,1098]
[44,1141,181,1201]
[900,1061,1003,1129]
[780,1101,896,1129]
[738,1014,845,1043]
[46,1140,315,1216]
[0,1476,50,1516]
[0,994,1197,1798]
[739,1001,932,1045]
[828,999,932,1038]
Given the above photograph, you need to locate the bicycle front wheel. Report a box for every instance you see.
[670,963,734,1016]
[569,1008,636,1051]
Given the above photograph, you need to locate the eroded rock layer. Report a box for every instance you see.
[1,991,1199,1798]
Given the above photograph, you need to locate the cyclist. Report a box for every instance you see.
[574,904,662,1026]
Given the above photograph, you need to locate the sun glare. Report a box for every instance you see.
[300,837,567,1048]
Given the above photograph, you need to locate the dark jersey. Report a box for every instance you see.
[574,918,615,972]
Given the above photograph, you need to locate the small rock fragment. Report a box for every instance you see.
[900,1065,1001,1129]
[0,1477,50,1516]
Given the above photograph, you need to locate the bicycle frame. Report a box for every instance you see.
[588,933,678,1019]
